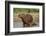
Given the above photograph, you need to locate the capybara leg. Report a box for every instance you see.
[26,24,30,27]
[23,24,25,27]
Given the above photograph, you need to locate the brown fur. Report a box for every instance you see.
[18,14,33,27]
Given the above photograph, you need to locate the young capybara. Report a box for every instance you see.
[18,14,33,27]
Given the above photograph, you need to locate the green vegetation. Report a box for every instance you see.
[13,8,39,14]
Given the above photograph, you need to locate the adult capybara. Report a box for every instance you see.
[18,14,33,27]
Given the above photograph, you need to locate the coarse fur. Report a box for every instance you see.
[18,14,33,27]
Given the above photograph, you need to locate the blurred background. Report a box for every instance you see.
[13,8,39,28]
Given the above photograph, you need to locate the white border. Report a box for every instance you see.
[10,4,43,32]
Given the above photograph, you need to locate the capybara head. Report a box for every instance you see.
[18,14,25,18]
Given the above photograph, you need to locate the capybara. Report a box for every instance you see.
[18,14,33,27]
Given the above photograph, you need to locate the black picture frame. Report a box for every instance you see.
[5,1,45,35]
